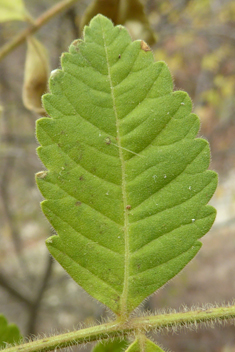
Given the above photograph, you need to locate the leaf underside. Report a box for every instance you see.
[36,15,217,316]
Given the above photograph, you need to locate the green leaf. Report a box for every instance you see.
[0,0,26,22]
[36,15,217,316]
[92,338,129,352]
[126,337,165,352]
[80,0,156,45]
[0,314,22,348]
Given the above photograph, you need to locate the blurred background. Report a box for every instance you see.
[0,0,235,351]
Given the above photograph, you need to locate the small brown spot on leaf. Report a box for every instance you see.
[105,137,111,145]
[36,171,47,179]
[118,54,121,59]
[141,40,151,52]
[79,175,84,181]
[75,201,82,206]
[70,39,83,53]
[126,205,131,210]
[72,39,80,46]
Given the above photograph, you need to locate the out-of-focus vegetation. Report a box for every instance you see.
[152,0,235,113]
[0,314,22,348]
[0,1,235,351]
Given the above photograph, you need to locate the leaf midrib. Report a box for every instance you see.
[101,22,130,318]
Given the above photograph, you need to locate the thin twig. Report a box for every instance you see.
[0,272,32,306]
[0,156,23,258]
[0,0,80,61]
[27,255,54,335]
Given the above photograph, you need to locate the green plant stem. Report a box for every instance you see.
[4,304,235,352]
[0,0,79,62]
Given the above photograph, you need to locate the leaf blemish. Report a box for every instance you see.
[153,175,158,182]
[126,205,131,210]
[36,171,47,179]
[75,201,82,206]
[141,40,151,52]
[50,69,59,79]
[71,39,81,52]
[105,137,111,145]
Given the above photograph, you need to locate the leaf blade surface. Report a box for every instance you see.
[36,14,217,315]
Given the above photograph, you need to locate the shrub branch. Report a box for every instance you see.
[3,304,235,352]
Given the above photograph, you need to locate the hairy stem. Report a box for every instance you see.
[4,304,235,352]
[0,0,79,62]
